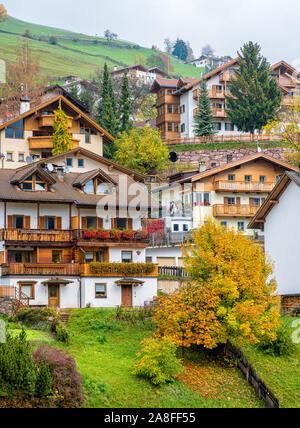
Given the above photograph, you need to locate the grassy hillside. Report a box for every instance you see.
[0,16,204,80]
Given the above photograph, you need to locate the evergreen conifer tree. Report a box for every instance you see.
[118,71,133,134]
[226,42,282,135]
[193,81,215,136]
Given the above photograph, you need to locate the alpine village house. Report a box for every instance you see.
[151,59,300,140]
[0,95,158,310]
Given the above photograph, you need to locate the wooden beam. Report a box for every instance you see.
[270,200,279,204]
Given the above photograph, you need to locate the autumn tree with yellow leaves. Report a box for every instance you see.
[264,95,300,166]
[154,219,280,349]
[0,4,7,24]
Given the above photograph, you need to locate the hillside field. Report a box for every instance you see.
[0,16,204,80]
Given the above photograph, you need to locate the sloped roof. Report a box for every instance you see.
[0,95,114,143]
[10,165,56,186]
[191,153,298,182]
[271,60,300,78]
[248,171,300,229]
[151,79,179,93]
[72,168,117,188]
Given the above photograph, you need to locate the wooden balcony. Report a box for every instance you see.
[28,136,80,150]
[2,263,80,276]
[214,181,275,193]
[193,89,199,100]
[80,263,159,278]
[209,89,225,99]
[75,230,149,248]
[0,229,74,243]
[0,286,15,298]
[219,71,235,82]
[213,108,227,118]
[213,204,260,217]
[38,115,73,128]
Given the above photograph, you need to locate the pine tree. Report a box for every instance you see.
[52,106,74,155]
[193,81,215,136]
[226,42,282,135]
[118,71,133,134]
[96,63,119,158]
[172,39,188,62]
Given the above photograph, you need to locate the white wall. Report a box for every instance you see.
[264,181,300,295]
[146,246,183,266]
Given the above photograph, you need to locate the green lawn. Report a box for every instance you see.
[240,317,300,409]
[0,16,203,79]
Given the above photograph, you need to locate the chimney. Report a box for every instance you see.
[56,166,65,181]
[113,66,118,71]
[199,161,206,173]
[20,97,30,115]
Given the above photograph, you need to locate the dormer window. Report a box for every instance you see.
[21,175,47,192]
[84,179,110,195]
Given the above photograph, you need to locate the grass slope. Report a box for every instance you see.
[0,16,203,79]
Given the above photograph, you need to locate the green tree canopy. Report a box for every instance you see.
[114,126,169,174]
[118,71,133,134]
[193,81,215,136]
[146,54,167,73]
[226,42,282,134]
[172,39,188,62]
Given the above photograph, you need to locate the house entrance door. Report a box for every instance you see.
[48,285,60,308]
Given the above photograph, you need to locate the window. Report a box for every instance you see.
[13,216,24,229]
[45,217,55,231]
[5,119,24,139]
[66,158,73,167]
[84,180,94,194]
[168,123,172,132]
[7,152,13,162]
[52,250,62,264]
[220,221,228,229]
[194,192,211,205]
[19,283,35,299]
[260,176,266,183]
[78,159,84,168]
[227,155,233,163]
[116,218,127,230]
[211,162,217,168]
[86,217,98,229]
[173,123,179,133]
[181,123,185,133]
[180,105,185,114]
[122,251,132,263]
[18,153,25,162]
[21,175,47,192]
[228,174,235,182]
[225,123,234,131]
[173,224,179,232]
[276,175,282,183]
[173,105,179,114]
[244,175,252,183]
[80,126,92,144]
[167,104,173,114]
[183,224,189,232]
[214,122,222,131]
[95,283,107,298]
[237,221,245,232]
[252,198,261,207]
[85,252,94,263]
[228,197,236,205]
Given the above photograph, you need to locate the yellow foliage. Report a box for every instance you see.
[0,4,7,23]
[154,219,280,349]
[263,95,300,166]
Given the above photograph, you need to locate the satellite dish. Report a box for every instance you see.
[169,152,178,163]
[26,156,33,164]
[47,164,54,172]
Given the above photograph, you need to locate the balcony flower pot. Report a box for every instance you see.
[97,229,110,240]
[122,230,136,240]
[84,230,97,239]
[110,230,123,240]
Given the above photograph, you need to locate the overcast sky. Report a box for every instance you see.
[5,0,300,68]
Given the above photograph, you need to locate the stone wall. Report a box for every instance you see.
[176,147,291,167]
[281,295,300,316]
[0,298,15,316]
[158,279,187,294]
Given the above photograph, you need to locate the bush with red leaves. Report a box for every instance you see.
[33,344,84,408]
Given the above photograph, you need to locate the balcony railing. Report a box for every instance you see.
[213,108,227,118]
[214,181,275,193]
[75,230,149,245]
[148,232,193,247]
[0,286,15,298]
[28,136,80,150]
[2,263,80,276]
[213,204,260,217]
[80,263,159,277]
[209,89,225,99]
[0,229,74,243]
[38,115,73,128]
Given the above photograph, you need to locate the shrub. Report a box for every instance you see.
[33,344,84,408]
[89,262,156,276]
[35,362,53,398]
[90,320,121,332]
[256,320,296,356]
[55,322,70,344]
[0,330,37,396]
[133,336,183,385]
[97,335,107,344]
[14,308,56,326]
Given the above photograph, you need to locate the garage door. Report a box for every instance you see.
[157,257,176,267]
[178,258,184,268]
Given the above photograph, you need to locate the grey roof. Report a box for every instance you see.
[72,168,117,188]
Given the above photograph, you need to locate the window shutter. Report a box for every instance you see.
[97,218,103,229]
[39,217,45,230]
[112,218,117,229]
[236,197,241,206]
[249,198,254,206]
[224,197,229,205]
[8,215,13,229]
[261,198,265,205]
[71,216,79,230]
[82,217,87,229]
[56,217,62,230]
[25,216,31,230]
[127,219,133,230]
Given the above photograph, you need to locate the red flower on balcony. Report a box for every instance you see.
[122,230,136,240]
[97,229,110,240]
